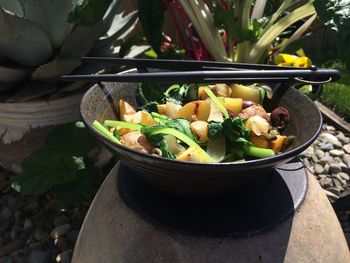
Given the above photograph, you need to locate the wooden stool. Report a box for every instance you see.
[72,162,350,263]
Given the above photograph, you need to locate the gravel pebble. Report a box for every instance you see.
[54,215,69,227]
[330,149,345,157]
[315,149,325,158]
[343,144,350,154]
[30,250,51,263]
[329,164,342,174]
[314,164,324,175]
[33,229,49,242]
[338,172,350,181]
[50,224,71,239]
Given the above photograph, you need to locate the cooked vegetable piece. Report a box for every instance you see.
[123,111,156,126]
[203,86,229,119]
[240,105,270,121]
[175,100,210,121]
[121,131,155,154]
[271,135,287,154]
[206,136,226,162]
[93,120,121,145]
[176,145,212,163]
[223,98,243,116]
[230,84,261,104]
[250,134,269,148]
[119,99,137,121]
[190,121,209,142]
[244,115,270,136]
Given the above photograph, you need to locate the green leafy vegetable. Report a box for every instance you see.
[208,122,224,140]
[136,82,164,105]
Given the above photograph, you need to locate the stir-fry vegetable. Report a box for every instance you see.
[94,83,294,163]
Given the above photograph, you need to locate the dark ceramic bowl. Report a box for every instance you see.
[81,79,322,196]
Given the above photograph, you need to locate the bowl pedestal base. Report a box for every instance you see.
[72,159,350,262]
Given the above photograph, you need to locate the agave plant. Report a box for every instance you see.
[0,0,140,100]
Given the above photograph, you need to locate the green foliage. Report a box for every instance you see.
[68,0,114,26]
[137,0,166,55]
[11,123,98,207]
[319,82,350,121]
[313,0,350,72]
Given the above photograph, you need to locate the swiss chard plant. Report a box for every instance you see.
[138,0,349,68]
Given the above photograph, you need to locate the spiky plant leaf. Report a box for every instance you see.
[91,11,138,53]
[23,0,75,49]
[59,0,120,59]
[0,7,53,66]
[59,22,106,59]
[0,64,31,83]
[0,0,23,16]
[68,0,113,26]
[31,58,81,82]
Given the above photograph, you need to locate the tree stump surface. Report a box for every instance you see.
[72,162,350,263]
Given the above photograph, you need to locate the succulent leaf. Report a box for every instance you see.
[59,0,120,59]
[31,58,81,82]
[0,63,32,83]
[0,7,53,66]
[68,0,114,26]
[23,0,75,49]
[0,0,23,16]
[59,22,106,59]
[91,11,138,53]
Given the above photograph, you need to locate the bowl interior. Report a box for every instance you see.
[82,81,321,160]
[80,80,321,195]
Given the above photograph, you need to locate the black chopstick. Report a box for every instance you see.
[62,68,341,84]
[81,57,301,71]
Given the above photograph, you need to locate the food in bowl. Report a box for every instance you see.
[92,83,294,163]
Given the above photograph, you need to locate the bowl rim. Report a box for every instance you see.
[80,81,322,168]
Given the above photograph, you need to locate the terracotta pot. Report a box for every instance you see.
[0,92,84,173]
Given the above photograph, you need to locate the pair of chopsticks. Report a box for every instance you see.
[61,57,341,84]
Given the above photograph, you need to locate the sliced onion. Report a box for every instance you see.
[164,135,186,154]
[206,137,226,163]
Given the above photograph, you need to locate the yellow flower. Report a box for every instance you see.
[274,54,298,66]
[293,56,312,68]
[274,53,312,68]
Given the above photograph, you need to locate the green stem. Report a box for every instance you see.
[104,120,142,131]
[93,120,121,145]
[203,86,229,118]
[246,146,275,158]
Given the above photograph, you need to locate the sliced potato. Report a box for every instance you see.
[135,111,156,126]
[175,101,210,121]
[250,134,269,148]
[176,146,210,162]
[157,104,166,115]
[119,99,137,120]
[230,84,260,104]
[190,121,209,142]
[224,98,243,116]
[271,135,287,154]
